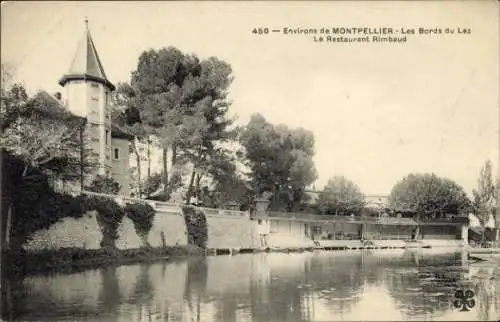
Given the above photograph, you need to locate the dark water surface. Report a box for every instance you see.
[4,249,500,321]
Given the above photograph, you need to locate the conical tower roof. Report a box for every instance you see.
[59,19,115,91]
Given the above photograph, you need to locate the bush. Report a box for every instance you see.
[83,196,126,248]
[125,202,156,247]
[182,205,208,249]
[87,175,121,195]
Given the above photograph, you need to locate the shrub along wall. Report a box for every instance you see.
[22,199,260,252]
[22,195,157,251]
[182,205,208,249]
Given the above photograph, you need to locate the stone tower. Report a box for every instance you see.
[58,20,131,195]
[58,19,115,178]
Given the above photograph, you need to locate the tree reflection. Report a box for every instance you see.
[97,266,122,317]
[1,277,26,321]
[7,251,500,321]
[384,253,463,319]
[470,265,500,321]
[307,253,363,314]
[184,257,208,322]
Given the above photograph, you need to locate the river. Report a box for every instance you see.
[3,249,500,321]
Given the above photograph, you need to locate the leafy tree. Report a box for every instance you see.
[87,175,121,195]
[0,152,87,251]
[388,173,471,219]
[1,90,97,182]
[1,86,97,250]
[240,114,318,211]
[118,47,236,201]
[1,63,16,88]
[316,176,365,216]
[472,160,496,226]
[198,155,252,210]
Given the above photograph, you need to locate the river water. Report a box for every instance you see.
[4,249,500,321]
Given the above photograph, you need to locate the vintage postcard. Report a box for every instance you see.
[1,1,499,321]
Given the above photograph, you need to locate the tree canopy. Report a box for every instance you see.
[316,176,365,216]
[240,113,318,211]
[388,173,471,217]
[472,160,497,226]
[112,47,237,202]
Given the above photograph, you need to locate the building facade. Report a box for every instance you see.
[58,21,130,195]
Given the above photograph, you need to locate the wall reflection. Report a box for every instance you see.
[4,250,500,322]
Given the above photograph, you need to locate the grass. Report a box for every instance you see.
[2,245,205,277]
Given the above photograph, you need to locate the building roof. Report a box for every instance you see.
[111,124,134,140]
[58,21,115,91]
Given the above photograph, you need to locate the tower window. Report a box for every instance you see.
[105,130,109,144]
[114,148,119,160]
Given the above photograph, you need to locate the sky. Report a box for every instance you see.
[2,1,499,196]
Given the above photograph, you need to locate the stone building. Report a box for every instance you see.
[58,20,131,195]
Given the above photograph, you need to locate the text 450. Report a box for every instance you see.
[252,28,269,35]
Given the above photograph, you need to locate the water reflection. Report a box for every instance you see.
[3,250,500,321]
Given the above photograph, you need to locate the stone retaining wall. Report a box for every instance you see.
[22,206,467,252]
[23,208,259,251]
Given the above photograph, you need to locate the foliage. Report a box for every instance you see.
[111,82,147,196]
[472,160,497,226]
[3,245,205,277]
[182,205,208,249]
[196,147,252,209]
[1,152,126,250]
[124,202,156,246]
[388,173,471,218]
[87,175,121,195]
[316,176,365,216]
[1,88,97,182]
[114,47,237,202]
[1,153,84,248]
[240,113,318,211]
[82,195,126,248]
[141,172,164,198]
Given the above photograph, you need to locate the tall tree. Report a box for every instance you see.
[123,47,236,201]
[316,176,365,216]
[111,82,148,196]
[472,160,496,226]
[388,173,471,218]
[240,114,318,211]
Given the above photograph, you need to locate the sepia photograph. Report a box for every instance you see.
[1,1,499,321]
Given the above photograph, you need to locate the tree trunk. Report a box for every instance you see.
[138,231,151,248]
[185,169,197,205]
[195,174,203,197]
[171,143,177,166]
[162,148,169,200]
[1,202,12,251]
[166,143,177,197]
[131,138,141,197]
[147,138,151,181]
[4,164,30,252]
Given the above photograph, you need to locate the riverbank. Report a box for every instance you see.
[2,239,465,278]
[1,245,205,277]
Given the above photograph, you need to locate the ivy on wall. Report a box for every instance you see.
[182,205,208,249]
[81,196,126,248]
[124,203,156,247]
